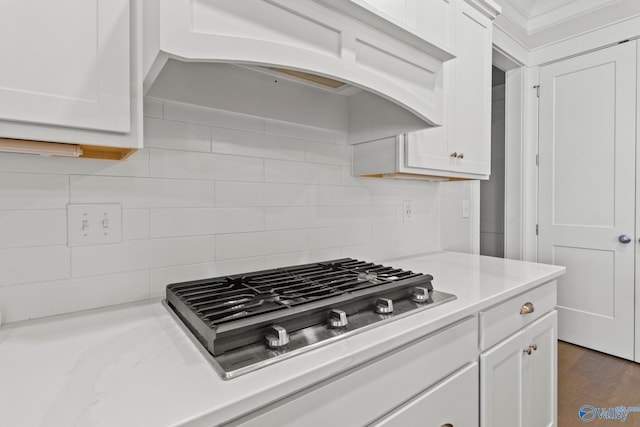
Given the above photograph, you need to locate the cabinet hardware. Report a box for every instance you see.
[440,424,454,427]
[520,302,534,314]
[457,153,464,159]
[450,152,458,158]
[619,235,632,244]
[524,346,532,355]
[531,343,538,351]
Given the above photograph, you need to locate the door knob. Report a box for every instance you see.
[619,235,632,244]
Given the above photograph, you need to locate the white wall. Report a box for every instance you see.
[480,83,506,258]
[0,98,454,324]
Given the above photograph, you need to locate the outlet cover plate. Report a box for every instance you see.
[68,204,122,246]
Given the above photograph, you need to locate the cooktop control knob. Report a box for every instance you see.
[328,309,348,328]
[412,287,430,303]
[266,325,290,349]
[375,298,394,314]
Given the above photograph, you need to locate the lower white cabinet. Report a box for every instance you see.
[230,317,478,426]
[372,362,479,427]
[480,311,557,427]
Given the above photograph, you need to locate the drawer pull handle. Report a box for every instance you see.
[524,346,532,355]
[520,302,534,315]
[440,424,454,427]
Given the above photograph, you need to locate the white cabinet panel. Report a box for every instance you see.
[0,0,130,133]
[404,0,492,178]
[481,312,557,427]
[234,317,477,426]
[353,0,495,180]
[373,363,479,427]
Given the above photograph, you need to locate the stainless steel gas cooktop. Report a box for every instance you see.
[164,258,456,379]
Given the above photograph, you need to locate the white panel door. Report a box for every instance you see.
[538,41,636,360]
[0,0,130,133]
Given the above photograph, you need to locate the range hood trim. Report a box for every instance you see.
[144,0,456,142]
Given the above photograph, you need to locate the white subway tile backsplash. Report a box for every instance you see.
[340,244,398,262]
[215,182,307,207]
[216,230,307,260]
[71,236,215,277]
[149,207,263,237]
[122,209,150,240]
[164,100,265,133]
[265,159,340,185]
[265,119,335,143]
[307,185,371,206]
[263,248,341,269]
[148,236,215,268]
[72,240,150,277]
[150,149,263,182]
[70,175,215,208]
[304,141,349,165]
[145,117,211,152]
[308,224,371,249]
[0,246,70,286]
[265,207,312,230]
[0,100,444,323]
[212,127,305,161]
[0,270,149,323]
[0,173,69,209]
[0,210,67,248]
[149,256,266,298]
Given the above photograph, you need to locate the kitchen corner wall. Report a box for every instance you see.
[0,98,471,324]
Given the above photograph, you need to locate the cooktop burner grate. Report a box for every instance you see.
[167,258,430,327]
[165,258,453,378]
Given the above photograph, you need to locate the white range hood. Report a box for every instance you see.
[143,0,455,143]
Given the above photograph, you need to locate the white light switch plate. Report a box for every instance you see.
[462,200,470,218]
[68,204,122,246]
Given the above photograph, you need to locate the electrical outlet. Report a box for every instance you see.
[403,200,414,222]
[68,204,122,246]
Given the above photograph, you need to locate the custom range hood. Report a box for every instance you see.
[143,0,454,143]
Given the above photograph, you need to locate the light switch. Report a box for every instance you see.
[68,204,122,246]
[462,200,470,218]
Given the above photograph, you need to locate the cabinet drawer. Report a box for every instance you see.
[232,316,478,427]
[479,281,556,350]
[371,362,479,427]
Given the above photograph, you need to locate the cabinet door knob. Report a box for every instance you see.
[457,152,464,159]
[520,302,534,314]
[619,235,632,244]
[450,152,458,158]
[531,343,538,351]
[524,346,532,355]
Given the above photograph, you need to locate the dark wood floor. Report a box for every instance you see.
[558,340,640,426]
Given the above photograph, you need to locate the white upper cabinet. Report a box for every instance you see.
[143,0,456,144]
[0,0,142,150]
[353,0,499,180]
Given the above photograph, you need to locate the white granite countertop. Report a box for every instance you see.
[0,252,565,427]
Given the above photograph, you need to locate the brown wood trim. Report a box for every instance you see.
[79,145,137,161]
[0,137,136,161]
[358,173,474,182]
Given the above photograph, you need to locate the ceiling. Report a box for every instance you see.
[494,0,640,49]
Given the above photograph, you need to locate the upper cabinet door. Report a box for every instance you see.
[0,0,131,133]
[451,0,492,176]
